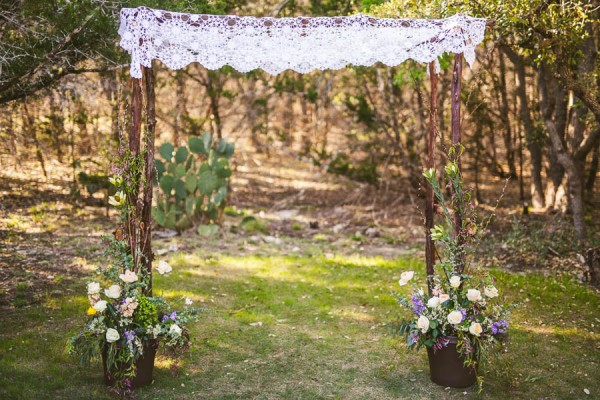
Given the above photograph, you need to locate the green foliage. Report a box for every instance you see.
[153,133,235,231]
[134,295,159,327]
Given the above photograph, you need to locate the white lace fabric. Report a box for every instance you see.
[119,7,487,78]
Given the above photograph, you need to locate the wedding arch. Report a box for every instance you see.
[117,6,487,292]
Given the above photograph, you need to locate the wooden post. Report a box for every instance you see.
[141,65,157,295]
[426,62,438,294]
[129,76,143,270]
[451,53,464,273]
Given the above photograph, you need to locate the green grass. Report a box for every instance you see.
[0,251,598,399]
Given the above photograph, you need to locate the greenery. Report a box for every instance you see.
[153,133,234,231]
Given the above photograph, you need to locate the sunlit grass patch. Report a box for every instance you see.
[0,251,598,399]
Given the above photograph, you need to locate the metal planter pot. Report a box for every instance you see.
[102,339,159,388]
[426,336,477,388]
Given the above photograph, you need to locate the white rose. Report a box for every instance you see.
[439,293,450,303]
[106,328,120,343]
[449,276,461,288]
[417,315,430,333]
[427,296,441,308]
[467,289,482,302]
[469,322,483,336]
[169,324,182,336]
[87,282,101,295]
[484,286,499,298]
[93,300,107,313]
[119,270,138,283]
[105,285,121,299]
[447,310,463,325]
[398,271,414,286]
[156,260,173,275]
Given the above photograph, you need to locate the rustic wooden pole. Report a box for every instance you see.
[129,76,143,271]
[451,53,464,273]
[141,64,157,295]
[425,62,438,294]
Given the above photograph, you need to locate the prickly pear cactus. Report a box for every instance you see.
[152,132,234,231]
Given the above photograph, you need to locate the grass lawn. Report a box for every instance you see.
[0,246,599,399]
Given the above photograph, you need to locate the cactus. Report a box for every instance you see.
[152,132,235,231]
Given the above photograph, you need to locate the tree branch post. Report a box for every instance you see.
[128,76,143,271]
[426,62,438,294]
[141,65,157,295]
[451,53,465,274]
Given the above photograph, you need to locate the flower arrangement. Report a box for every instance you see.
[68,150,199,397]
[391,145,513,385]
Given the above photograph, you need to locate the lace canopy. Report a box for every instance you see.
[119,7,487,78]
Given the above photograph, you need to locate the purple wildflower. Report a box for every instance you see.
[169,311,177,321]
[124,330,135,343]
[432,336,450,353]
[162,315,169,323]
[491,319,509,335]
[459,308,467,322]
[411,294,426,315]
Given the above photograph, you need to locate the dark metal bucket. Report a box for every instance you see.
[426,336,477,388]
[103,339,159,388]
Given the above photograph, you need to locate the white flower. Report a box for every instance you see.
[439,293,450,303]
[417,315,430,333]
[449,276,461,288]
[447,310,463,325]
[398,271,414,286]
[106,328,120,343]
[151,325,161,338]
[87,282,101,295]
[105,285,121,299]
[467,289,482,302]
[169,324,182,336]
[108,191,126,207]
[185,297,193,305]
[156,260,173,275]
[119,270,138,283]
[427,296,441,308]
[93,300,107,313]
[469,322,483,336]
[484,286,499,298]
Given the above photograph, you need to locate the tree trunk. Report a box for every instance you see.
[538,65,587,241]
[22,102,47,178]
[173,71,188,145]
[498,51,517,177]
[586,141,599,195]
[505,47,545,209]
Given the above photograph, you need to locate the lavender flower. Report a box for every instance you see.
[432,336,450,353]
[124,330,135,343]
[411,294,426,315]
[169,311,177,321]
[459,308,467,322]
[162,315,169,323]
[491,319,509,335]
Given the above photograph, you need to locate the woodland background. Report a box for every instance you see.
[1,0,599,293]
